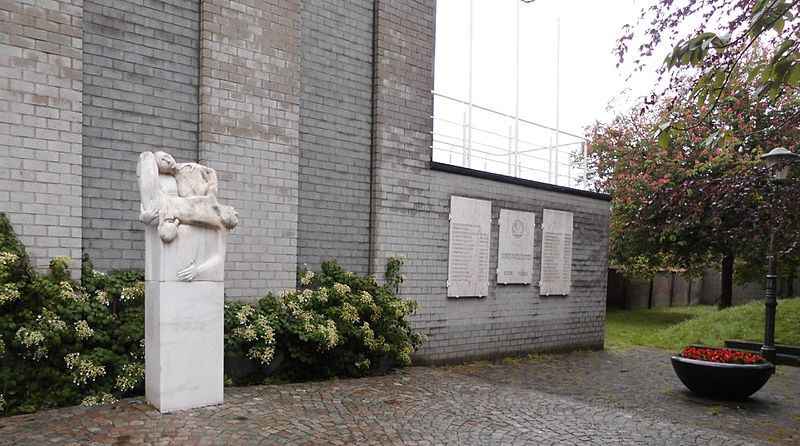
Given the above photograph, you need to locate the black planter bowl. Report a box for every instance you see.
[670,355,775,399]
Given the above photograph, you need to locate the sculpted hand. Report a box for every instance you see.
[139,201,161,224]
[177,259,198,282]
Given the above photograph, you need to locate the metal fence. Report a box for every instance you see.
[432,92,589,189]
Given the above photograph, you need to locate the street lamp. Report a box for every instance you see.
[758,147,798,363]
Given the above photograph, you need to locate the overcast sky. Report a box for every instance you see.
[434,0,661,136]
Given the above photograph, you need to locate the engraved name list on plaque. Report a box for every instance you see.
[447,196,491,297]
[539,209,573,296]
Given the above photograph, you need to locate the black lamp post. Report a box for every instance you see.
[759,147,798,363]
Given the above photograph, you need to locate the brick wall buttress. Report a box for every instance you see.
[0,0,84,274]
[199,0,302,300]
[82,0,200,272]
[297,0,374,274]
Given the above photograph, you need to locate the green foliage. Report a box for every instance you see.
[618,0,799,111]
[1,212,426,415]
[225,259,425,382]
[0,214,145,415]
[606,298,800,351]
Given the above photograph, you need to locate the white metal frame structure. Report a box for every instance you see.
[432,92,588,189]
[432,0,589,190]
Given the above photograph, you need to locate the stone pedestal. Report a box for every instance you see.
[145,281,224,412]
[137,151,236,413]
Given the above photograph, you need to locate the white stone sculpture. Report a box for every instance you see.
[137,151,236,413]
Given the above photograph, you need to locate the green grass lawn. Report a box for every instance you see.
[605,297,800,351]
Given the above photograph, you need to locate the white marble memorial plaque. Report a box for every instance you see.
[497,209,535,284]
[447,196,491,297]
[539,209,573,296]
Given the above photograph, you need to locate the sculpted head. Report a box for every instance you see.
[220,207,238,230]
[154,151,177,174]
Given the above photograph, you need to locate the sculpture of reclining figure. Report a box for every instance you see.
[139,151,238,240]
[137,151,238,282]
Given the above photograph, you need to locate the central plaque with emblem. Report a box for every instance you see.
[497,209,535,284]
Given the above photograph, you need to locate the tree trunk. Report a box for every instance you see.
[719,254,734,308]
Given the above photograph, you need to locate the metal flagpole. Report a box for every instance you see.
[554,18,560,185]
[467,0,474,168]
[514,0,520,177]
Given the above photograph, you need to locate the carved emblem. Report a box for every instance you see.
[511,219,525,239]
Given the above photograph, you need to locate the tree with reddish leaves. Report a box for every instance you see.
[582,56,800,308]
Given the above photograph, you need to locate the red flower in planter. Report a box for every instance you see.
[680,347,766,365]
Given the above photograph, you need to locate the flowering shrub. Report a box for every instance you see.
[0,213,145,416]
[225,259,426,382]
[1,213,426,414]
[680,347,766,365]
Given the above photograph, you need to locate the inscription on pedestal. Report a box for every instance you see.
[497,209,535,284]
[447,196,491,297]
[539,209,573,296]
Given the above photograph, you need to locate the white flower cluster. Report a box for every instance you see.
[81,393,116,406]
[236,305,255,324]
[0,252,19,284]
[248,345,274,364]
[64,352,105,385]
[119,281,144,302]
[298,288,313,303]
[340,302,359,324]
[359,291,379,314]
[36,309,67,332]
[317,287,329,304]
[0,338,5,357]
[74,320,94,340]
[299,269,315,286]
[397,345,413,366]
[115,362,144,392]
[0,251,18,266]
[0,283,20,306]
[94,290,109,306]
[389,299,417,319]
[236,325,259,341]
[0,393,5,411]
[332,282,351,295]
[15,327,47,360]
[360,322,388,353]
[58,280,86,302]
[316,319,339,350]
[232,307,276,364]
[93,270,106,278]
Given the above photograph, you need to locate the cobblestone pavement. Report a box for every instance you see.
[0,348,794,445]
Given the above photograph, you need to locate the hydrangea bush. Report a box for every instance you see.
[0,214,145,415]
[225,256,426,382]
[0,212,426,415]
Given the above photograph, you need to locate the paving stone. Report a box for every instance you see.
[1,348,794,444]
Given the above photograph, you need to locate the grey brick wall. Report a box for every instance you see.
[0,0,611,362]
[199,0,301,300]
[297,0,374,274]
[370,0,609,362]
[82,0,200,271]
[0,0,84,274]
